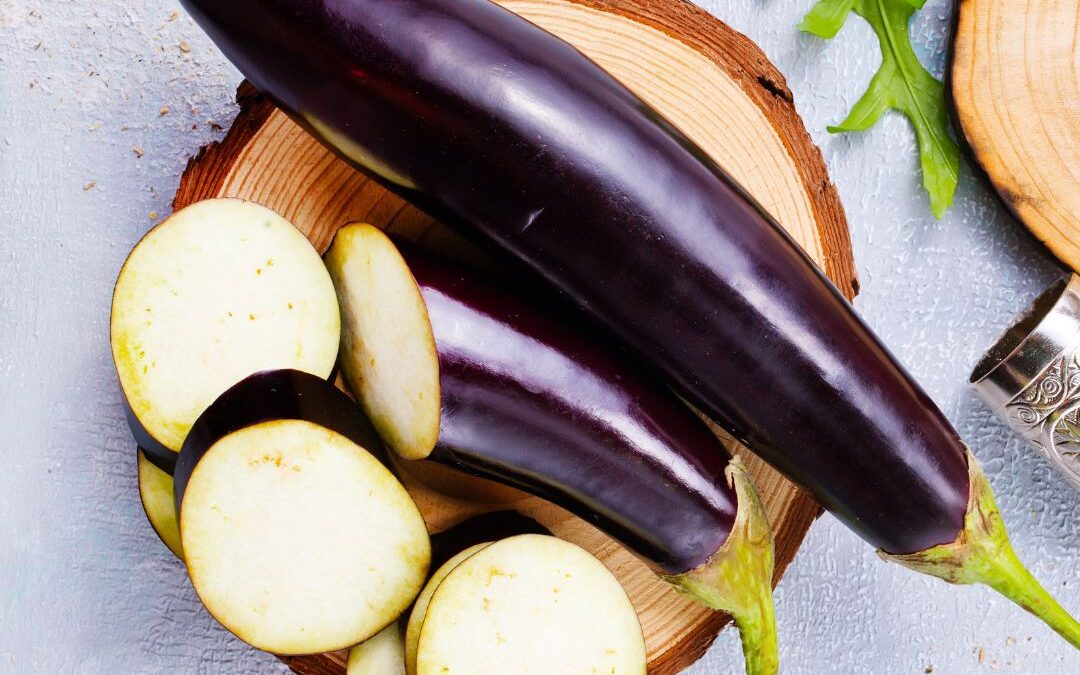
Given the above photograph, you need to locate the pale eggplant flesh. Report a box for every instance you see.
[112,199,339,474]
[413,535,646,675]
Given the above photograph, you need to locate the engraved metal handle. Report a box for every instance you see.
[971,275,1080,490]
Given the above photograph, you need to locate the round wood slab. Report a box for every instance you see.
[173,0,856,672]
[951,0,1080,270]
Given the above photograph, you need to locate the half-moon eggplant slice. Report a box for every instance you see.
[324,222,440,460]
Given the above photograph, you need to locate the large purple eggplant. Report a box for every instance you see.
[324,223,777,674]
[182,0,1080,646]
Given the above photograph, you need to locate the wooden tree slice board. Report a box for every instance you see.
[951,0,1080,269]
[173,0,857,672]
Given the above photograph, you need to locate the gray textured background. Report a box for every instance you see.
[1,1,1076,673]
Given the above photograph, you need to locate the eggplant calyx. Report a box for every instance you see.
[661,458,778,675]
[880,448,1080,649]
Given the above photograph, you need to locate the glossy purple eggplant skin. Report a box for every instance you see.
[173,369,385,513]
[181,0,969,554]
[429,511,549,570]
[125,403,177,475]
[400,244,735,575]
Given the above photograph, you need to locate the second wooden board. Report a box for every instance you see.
[951,0,1080,269]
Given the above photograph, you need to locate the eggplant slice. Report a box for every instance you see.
[347,622,406,675]
[405,543,492,675]
[137,450,183,559]
[176,370,430,655]
[325,223,440,460]
[111,198,340,470]
[415,535,646,675]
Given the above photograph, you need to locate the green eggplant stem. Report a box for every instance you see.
[881,448,1080,648]
[662,458,778,675]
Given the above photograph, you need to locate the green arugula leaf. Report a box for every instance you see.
[798,0,855,39]
[800,0,961,218]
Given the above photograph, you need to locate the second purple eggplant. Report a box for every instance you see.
[325,224,778,675]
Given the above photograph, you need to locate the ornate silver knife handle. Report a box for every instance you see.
[972,275,1080,490]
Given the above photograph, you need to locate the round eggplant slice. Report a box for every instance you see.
[137,450,182,559]
[404,543,492,675]
[176,371,430,655]
[181,419,429,654]
[415,535,645,675]
[111,198,340,469]
[347,622,405,675]
[324,223,440,460]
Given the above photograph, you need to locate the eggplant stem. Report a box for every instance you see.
[881,448,1080,648]
[662,458,778,675]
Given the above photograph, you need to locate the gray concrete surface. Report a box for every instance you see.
[0,1,1076,673]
